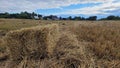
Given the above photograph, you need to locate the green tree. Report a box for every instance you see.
[73,16,82,20]
[67,16,72,20]
[86,16,97,21]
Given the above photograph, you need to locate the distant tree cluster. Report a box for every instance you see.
[0,12,42,19]
[0,12,120,20]
[59,16,96,21]
[63,16,97,21]
[100,15,120,20]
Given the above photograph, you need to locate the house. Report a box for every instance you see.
[43,15,59,20]
[34,16,39,19]
[51,16,59,20]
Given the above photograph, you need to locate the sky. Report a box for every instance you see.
[0,0,120,18]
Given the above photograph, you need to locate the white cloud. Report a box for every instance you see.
[54,0,120,15]
[0,0,120,15]
[0,0,114,13]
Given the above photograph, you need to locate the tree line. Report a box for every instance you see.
[0,12,42,19]
[0,12,120,20]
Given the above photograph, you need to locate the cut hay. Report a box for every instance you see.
[0,38,6,53]
[54,32,96,68]
[5,24,59,61]
[0,30,6,37]
[0,39,3,47]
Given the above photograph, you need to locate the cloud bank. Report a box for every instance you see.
[55,0,120,15]
[0,0,120,15]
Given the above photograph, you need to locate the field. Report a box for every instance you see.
[0,19,120,68]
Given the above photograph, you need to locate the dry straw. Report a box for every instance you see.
[5,24,59,61]
[54,32,95,68]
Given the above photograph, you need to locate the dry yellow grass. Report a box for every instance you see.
[69,22,120,68]
[0,19,120,68]
[0,19,39,31]
[70,23,120,59]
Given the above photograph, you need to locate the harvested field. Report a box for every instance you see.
[0,19,120,68]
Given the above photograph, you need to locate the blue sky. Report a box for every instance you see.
[0,0,120,18]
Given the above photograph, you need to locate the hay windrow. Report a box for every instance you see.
[54,32,96,68]
[5,24,59,61]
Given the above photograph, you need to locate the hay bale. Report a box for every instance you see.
[54,32,95,68]
[5,24,59,61]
